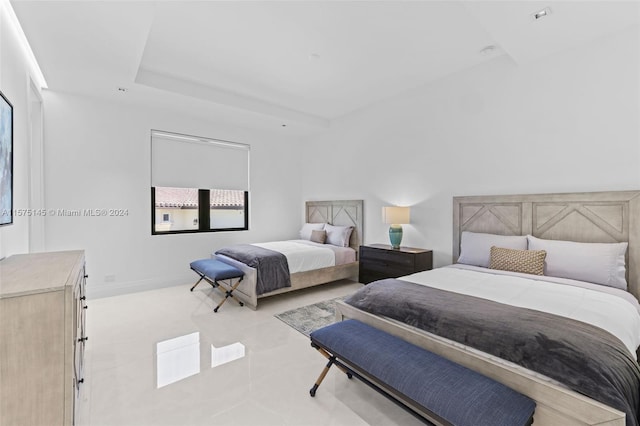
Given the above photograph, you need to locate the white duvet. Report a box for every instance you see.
[399,265,640,359]
[252,241,335,274]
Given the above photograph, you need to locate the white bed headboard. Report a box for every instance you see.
[306,200,363,253]
[453,191,640,298]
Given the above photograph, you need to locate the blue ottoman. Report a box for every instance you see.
[189,258,245,312]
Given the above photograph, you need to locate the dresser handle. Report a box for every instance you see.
[78,336,88,343]
[83,305,88,310]
[78,378,84,384]
[84,274,89,278]
[80,296,86,301]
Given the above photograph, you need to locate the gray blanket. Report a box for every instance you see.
[345,279,640,426]
[215,244,291,295]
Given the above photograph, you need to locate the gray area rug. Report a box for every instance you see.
[275,297,344,337]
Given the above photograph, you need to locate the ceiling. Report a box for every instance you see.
[11,1,640,134]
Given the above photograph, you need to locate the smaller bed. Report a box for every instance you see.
[214,200,363,309]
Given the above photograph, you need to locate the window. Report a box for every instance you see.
[151,131,249,235]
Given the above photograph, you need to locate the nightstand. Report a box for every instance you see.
[359,244,433,284]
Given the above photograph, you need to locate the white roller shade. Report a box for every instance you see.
[151,130,250,190]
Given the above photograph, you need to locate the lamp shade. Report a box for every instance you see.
[382,206,410,224]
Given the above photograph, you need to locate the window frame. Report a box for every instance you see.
[151,188,249,235]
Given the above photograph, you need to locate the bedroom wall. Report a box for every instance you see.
[0,5,42,258]
[42,91,304,298]
[301,25,640,268]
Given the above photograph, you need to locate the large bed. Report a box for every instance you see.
[215,200,363,310]
[336,190,640,426]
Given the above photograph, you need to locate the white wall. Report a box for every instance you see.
[301,25,640,267]
[42,91,303,298]
[31,22,640,297]
[0,5,43,258]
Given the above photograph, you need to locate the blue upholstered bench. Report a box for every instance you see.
[189,258,245,312]
[310,319,535,426]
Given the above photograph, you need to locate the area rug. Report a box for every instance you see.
[275,297,345,337]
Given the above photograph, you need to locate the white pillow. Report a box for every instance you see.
[299,223,326,240]
[457,231,528,268]
[527,235,628,289]
[325,224,353,247]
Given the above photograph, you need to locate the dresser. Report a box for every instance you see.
[359,244,432,284]
[0,250,87,426]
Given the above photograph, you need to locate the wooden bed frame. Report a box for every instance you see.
[216,200,363,310]
[337,190,640,426]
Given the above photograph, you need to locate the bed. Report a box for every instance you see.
[215,200,363,310]
[336,190,640,426]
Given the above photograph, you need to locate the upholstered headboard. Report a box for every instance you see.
[453,191,640,298]
[306,200,363,253]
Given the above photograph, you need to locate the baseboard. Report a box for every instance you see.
[86,274,192,299]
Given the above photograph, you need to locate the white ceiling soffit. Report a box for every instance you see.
[136,1,498,123]
[11,1,154,98]
[11,1,640,131]
[135,68,330,128]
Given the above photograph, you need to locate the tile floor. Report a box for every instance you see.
[77,280,425,426]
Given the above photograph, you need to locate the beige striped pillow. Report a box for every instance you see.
[489,246,546,276]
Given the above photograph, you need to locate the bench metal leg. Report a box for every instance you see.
[310,356,336,397]
[213,277,244,313]
[314,345,353,378]
[310,345,353,397]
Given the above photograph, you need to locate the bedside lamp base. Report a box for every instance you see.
[389,225,403,249]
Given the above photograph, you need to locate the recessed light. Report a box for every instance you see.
[532,7,551,20]
[308,53,320,61]
[281,124,287,127]
[117,87,128,92]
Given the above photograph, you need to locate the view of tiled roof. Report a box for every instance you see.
[155,187,244,208]
[210,189,245,207]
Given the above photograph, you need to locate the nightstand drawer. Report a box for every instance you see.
[360,270,401,284]
[360,263,414,282]
[359,260,412,277]
[358,244,433,284]
[360,247,414,267]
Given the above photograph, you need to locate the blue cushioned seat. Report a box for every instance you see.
[310,319,535,426]
[189,258,244,312]
[190,259,243,281]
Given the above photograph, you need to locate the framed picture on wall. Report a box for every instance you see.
[0,90,13,226]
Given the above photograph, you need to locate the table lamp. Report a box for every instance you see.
[382,206,410,249]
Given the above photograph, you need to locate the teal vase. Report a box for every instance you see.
[389,225,403,249]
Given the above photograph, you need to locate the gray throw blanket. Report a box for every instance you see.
[215,244,291,295]
[345,279,640,426]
